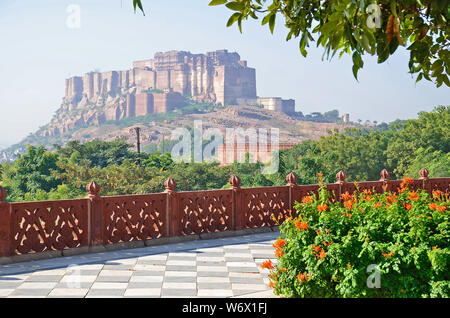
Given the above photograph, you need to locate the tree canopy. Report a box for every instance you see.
[133,0,449,87]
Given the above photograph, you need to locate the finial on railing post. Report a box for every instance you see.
[86,181,101,198]
[335,170,346,184]
[379,169,390,182]
[286,172,298,186]
[419,168,429,180]
[164,178,177,193]
[229,175,241,189]
[0,187,7,202]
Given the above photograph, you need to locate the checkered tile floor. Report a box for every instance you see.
[0,231,280,298]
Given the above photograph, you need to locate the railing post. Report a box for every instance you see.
[87,181,104,246]
[0,187,13,258]
[380,168,390,192]
[164,178,179,237]
[335,170,346,201]
[230,175,244,230]
[419,168,431,194]
[286,172,298,213]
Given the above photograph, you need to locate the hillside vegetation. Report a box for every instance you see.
[0,106,448,202]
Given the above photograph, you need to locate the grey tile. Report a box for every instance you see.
[55,282,94,289]
[165,266,196,272]
[131,271,165,277]
[127,282,163,289]
[163,276,196,283]
[86,289,125,297]
[229,277,265,284]
[195,252,225,257]
[161,289,197,297]
[25,275,63,282]
[196,261,227,267]
[136,260,167,265]
[198,282,231,289]
[95,276,131,283]
[251,253,275,259]
[9,289,52,296]
[224,257,254,262]
[167,256,196,261]
[0,282,22,289]
[228,267,260,273]
[232,290,268,297]
[102,264,135,270]
[196,272,229,277]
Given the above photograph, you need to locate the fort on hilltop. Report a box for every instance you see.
[43,50,296,137]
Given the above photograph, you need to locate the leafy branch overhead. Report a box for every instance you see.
[206,0,449,87]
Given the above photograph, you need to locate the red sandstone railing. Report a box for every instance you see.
[0,168,448,259]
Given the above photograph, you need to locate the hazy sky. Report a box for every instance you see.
[0,0,448,150]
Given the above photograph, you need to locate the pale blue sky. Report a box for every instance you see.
[0,0,448,149]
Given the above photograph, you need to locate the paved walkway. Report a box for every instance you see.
[0,231,280,298]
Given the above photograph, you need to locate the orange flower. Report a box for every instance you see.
[341,191,352,201]
[317,173,323,177]
[318,249,326,259]
[382,184,388,191]
[345,212,352,218]
[295,220,309,231]
[382,250,394,258]
[436,205,446,212]
[297,272,312,283]
[402,177,414,185]
[432,245,438,250]
[275,248,284,258]
[432,190,442,199]
[325,229,330,234]
[373,201,382,208]
[404,203,412,211]
[272,238,286,249]
[302,196,313,204]
[429,203,438,210]
[312,243,321,253]
[261,260,274,269]
[408,191,418,201]
[343,200,353,210]
[317,204,328,212]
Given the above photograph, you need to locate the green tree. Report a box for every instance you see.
[1,145,61,201]
[206,0,449,87]
[387,105,449,178]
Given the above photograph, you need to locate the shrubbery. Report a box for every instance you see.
[264,175,449,298]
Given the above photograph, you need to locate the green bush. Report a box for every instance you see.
[264,175,449,298]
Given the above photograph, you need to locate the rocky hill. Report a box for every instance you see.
[1,102,353,161]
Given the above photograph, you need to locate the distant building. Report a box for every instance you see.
[236,97,295,115]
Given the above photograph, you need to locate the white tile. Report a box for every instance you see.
[197,257,225,262]
[60,275,97,283]
[17,282,57,289]
[124,289,161,297]
[197,277,230,283]
[162,282,196,289]
[98,270,133,277]
[106,258,137,265]
[68,264,104,270]
[48,288,89,297]
[168,252,197,257]
[197,289,233,297]
[229,272,263,278]
[224,253,252,258]
[226,262,258,267]
[138,255,167,261]
[164,271,197,277]
[224,245,249,250]
[197,266,228,272]
[165,260,196,266]
[129,276,164,283]
[232,283,268,290]
[31,269,66,276]
[133,264,165,271]
[0,289,14,297]
[90,282,128,289]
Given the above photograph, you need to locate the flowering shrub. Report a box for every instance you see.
[266,176,449,298]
